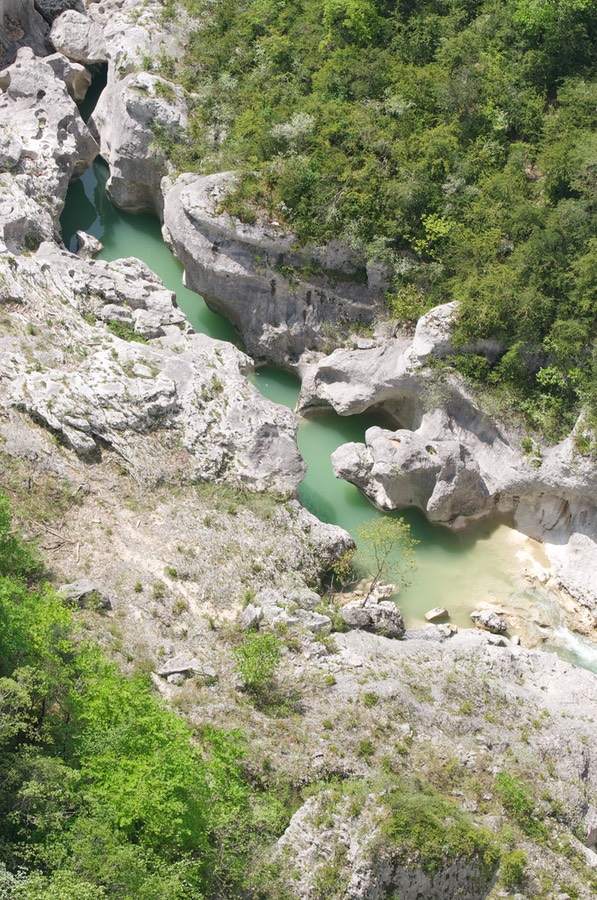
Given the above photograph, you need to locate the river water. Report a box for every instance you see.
[60,159,597,670]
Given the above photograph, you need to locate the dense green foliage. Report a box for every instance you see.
[159,0,597,441]
[233,631,282,695]
[0,495,288,899]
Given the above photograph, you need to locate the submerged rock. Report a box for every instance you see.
[425,606,449,622]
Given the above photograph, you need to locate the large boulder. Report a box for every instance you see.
[0,46,98,249]
[341,596,405,639]
[49,9,107,64]
[58,578,111,609]
[332,426,492,522]
[45,51,91,102]
[162,172,387,365]
[91,72,187,215]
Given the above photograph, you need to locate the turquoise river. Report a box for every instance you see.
[61,159,597,671]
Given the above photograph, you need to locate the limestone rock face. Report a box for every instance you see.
[0,0,48,64]
[49,9,107,64]
[268,626,597,899]
[0,47,98,250]
[85,0,186,214]
[36,241,186,337]
[0,247,306,494]
[35,1,82,25]
[91,72,187,215]
[332,426,491,522]
[45,51,91,102]
[162,172,387,364]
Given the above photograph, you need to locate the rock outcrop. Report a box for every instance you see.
[0,0,48,64]
[295,304,597,616]
[266,626,597,899]
[0,244,306,493]
[86,0,186,214]
[162,172,387,364]
[91,71,187,215]
[0,46,98,250]
[49,8,106,64]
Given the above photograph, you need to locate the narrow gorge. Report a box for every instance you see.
[0,2,596,899]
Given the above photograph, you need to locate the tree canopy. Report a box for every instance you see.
[159,0,597,444]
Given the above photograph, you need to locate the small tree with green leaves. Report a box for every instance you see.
[357,517,418,597]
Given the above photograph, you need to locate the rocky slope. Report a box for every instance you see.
[1,5,597,898]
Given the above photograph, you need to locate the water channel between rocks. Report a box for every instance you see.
[61,159,597,673]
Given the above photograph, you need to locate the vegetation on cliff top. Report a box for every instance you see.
[157,0,597,443]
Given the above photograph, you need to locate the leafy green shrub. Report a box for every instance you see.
[500,848,528,888]
[0,494,291,898]
[356,738,375,759]
[0,494,42,581]
[233,632,282,695]
[106,321,147,343]
[159,0,597,442]
[495,772,546,839]
[362,691,379,708]
[383,779,500,877]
